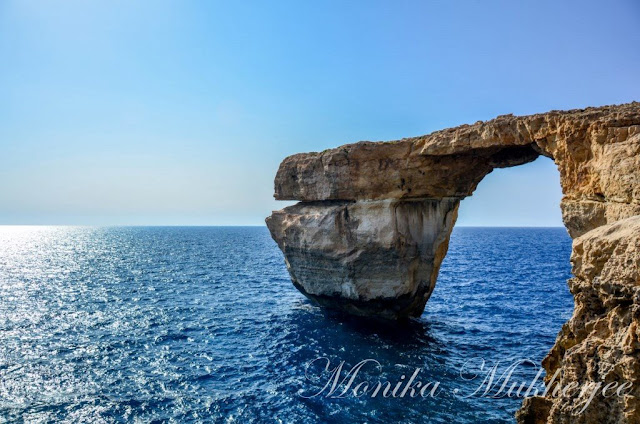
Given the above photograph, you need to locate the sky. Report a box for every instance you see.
[1,0,639,226]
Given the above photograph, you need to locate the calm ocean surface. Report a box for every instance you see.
[0,226,573,423]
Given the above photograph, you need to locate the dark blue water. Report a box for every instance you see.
[0,226,573,423]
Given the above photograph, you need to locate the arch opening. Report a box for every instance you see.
[424,155,574,417]
[456,155,564,227]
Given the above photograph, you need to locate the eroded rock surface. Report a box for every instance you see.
[266,102,640,422]
[517,215,640,424]
[266,198,459,319]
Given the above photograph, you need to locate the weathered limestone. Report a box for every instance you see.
[273,103,640,237]
[266,198,459,319]
[517,215,640,424]
[266,102,640,422]
[268,103,640,315]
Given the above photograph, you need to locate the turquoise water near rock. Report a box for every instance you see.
[0,226,573,423]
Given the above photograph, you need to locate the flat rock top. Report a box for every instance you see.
[414,102,640,155]
[274,102,640,202]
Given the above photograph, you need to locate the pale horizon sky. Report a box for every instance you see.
[2,1,639,226]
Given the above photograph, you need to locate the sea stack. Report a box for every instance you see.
[266,102,640,423]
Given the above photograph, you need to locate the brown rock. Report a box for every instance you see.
[273,102,640,237]
[266,102,640,422]
[524,215,640,424]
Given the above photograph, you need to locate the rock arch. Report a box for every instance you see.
[266,103,640,423]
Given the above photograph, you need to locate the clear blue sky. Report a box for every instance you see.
[1,0,639,226]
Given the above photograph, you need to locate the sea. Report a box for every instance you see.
[0,226,573,423]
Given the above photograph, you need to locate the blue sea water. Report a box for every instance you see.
[0,226,573,423]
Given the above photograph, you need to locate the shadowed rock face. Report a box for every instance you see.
[266,198,459,319]
[266,102,640,423]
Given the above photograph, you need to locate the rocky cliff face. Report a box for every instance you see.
[266,102,640,422]
[517,215,640,424]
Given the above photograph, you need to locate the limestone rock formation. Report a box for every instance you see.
[267,198,459,319]
[517,215,640,423]
[266,102,640,422]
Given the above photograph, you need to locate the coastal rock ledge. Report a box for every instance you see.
[266,102,640,423]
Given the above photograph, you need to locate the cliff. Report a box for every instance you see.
[266,102,640,422]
